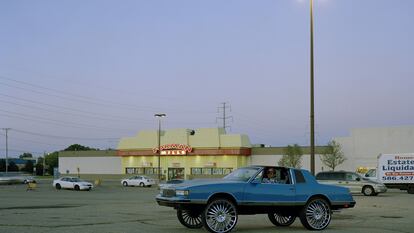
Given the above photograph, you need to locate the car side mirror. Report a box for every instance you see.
[356,177,361,181]
[365,174,369,177]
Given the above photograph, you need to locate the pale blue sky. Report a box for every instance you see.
[1,0,414,157]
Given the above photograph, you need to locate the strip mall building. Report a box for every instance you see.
[59,128,326,180]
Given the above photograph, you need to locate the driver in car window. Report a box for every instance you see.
[262,168,278,183]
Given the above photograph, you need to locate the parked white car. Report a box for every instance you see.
[121,176,155,187]
[53,177,93,191]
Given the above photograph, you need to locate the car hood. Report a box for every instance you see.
[362,178,383,185]
[172,179,243,189]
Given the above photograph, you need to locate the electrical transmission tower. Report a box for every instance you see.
[216,102,233,132]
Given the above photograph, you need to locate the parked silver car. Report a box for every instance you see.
[316,171,387,196]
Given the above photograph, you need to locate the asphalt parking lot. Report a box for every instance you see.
[0,179,413,233]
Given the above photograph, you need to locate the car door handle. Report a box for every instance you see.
[289,187,295,191]
[338,181,343,184]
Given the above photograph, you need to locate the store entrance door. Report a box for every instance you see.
[168,168,185,180]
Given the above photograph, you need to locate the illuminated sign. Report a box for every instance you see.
[153,144,192,154]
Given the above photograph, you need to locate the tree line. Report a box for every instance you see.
[0,144,98,175]
[278,140,346,171]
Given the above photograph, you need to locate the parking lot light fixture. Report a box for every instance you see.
[154,113,166,182]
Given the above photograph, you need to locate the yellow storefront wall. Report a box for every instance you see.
[121,155,248,180]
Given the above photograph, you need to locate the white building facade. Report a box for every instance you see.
[335,126,414,171]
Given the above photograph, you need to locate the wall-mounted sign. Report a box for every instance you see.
[204,162,217,167]
[153,144,192,154]
[161,150,186,155]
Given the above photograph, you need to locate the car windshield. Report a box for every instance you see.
[223,167,261,182]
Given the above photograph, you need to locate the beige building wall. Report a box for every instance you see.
[335,126,414,171]
[59,156,122,175]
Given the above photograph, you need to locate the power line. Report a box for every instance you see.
[11,129,120,140]
[0,99,144,124]
[0,93,145,122]
[0,75,215,114]
[0,110,131,132]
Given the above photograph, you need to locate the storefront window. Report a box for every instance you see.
[202,168,212,175]
[223,168,232,175]
[125,167,157,174]
[212,168,222,175]
[191,168,202,175]
[190,167,233,176]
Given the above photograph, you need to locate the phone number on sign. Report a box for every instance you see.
[382,176,414,181]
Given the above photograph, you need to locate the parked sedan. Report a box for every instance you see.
[316,171,387,196]
[53,177,93,191]
[121,176,155,187]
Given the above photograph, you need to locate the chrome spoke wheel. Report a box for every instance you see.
[203,199,238,233]
[268,212,296,226]
[301,198,331,230]
[177,209,203,229]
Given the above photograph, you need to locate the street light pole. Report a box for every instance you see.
[310,0,316,175]
[2,128,11,174]
[154,113,166,182]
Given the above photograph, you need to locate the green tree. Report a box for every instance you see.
[320,140,346,171]
[0,159,5,172]
[278,144,303,168]
[8,161,19,172]
[36,157,44,176]
[19,152,33,159]
[45,152,59,174]
[23,160,34,173]
[64,144,97,151]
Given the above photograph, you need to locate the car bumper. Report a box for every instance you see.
[374,186,387,193]
[155,195,192,208]
[79,185,93,190]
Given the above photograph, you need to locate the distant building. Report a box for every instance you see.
[335,126,414,171]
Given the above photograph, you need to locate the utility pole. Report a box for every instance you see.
[2,128,11,174]
[309,0,316,175]
[43,151,46,176]
[217,102,233,132]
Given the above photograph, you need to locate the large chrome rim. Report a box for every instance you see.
[206,200,237,233]
[272,213,295,225]
[180,210,202,227]
[305,200,331,230]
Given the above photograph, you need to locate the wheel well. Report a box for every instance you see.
[307,194,331,206]
[207,193,238,206]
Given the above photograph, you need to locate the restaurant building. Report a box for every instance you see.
[117,128,251,180]
[58,127,327,180]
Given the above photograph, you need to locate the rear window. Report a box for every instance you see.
[294,170,306,183]
[316,172,345,180]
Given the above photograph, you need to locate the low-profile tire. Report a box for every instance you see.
[74,185,80,191]
[362,186,375,196]
[55,183,61,190]
[299,197,331,231]
[139,182,144,187]
[123,181,128,187]
[202,199,238,233]
[268,212,296,227]
[177,209,203,229]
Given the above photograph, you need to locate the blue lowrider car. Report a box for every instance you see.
[156,166,355,233]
